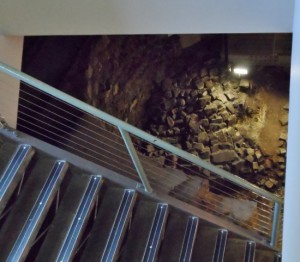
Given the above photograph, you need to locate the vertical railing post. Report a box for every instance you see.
[270,201,281,248]
[118,127,153,193]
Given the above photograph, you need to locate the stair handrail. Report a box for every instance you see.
[1,61,284,247]
[0,61,283,204]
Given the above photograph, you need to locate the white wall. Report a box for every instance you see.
[283,0,300,260]
[0,0,295,35]
[0,36,24,128]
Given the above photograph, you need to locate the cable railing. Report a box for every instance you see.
[0,61,283,249]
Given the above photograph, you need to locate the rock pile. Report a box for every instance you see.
[145,66,286,194]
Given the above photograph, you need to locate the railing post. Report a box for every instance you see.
[118,127,153,193]
[270,201,281,248]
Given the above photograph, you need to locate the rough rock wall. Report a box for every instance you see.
[60,35,288,196]
[60,35,183,128]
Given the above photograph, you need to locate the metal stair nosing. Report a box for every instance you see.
[35,174,103,262]
[213,229,228,262]
[179,216,199,262]
[0,144,34,215]
[244,241,256,262]
[3,160,68,262]
[101,189,137,262]
[142,203,169,262]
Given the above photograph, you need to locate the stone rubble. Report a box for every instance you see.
[145,65,287,195]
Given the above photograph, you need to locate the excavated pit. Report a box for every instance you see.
[22,35,291,198]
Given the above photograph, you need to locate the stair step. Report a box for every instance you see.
[158,211,193,262]
[35,174,102,262]
[102,189,137,262]
[0,140,19,174]
[191,226,219,262]
[0,144,34,215]
[118,199,159,262]
[142,203,169,262]
[223,238,249,262]
[255,249,279,262]
[180,216,199,262]
[80,187,136,262]
[0,160,68,261]
[244,241,256,262]
[0,130,282,261]
[213,229,228,262]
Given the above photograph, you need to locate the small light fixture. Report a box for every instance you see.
[233,67,248,76]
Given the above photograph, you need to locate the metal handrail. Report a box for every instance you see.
[0,61,283,247]
[0,61,283,204]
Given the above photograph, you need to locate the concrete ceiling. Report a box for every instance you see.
[0,0,295,35]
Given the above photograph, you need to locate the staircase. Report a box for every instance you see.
[0,128,281,261]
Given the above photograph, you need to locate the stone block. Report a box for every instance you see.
[246,155,254,163]
[205,80,214,89]
[198,96,211,108]
[252,162,259,171]
[279,115,288,126]
[166,116,175,127]
[210,123,222,132]
[197,131,210,144]
[227,115,237,125]
[211,149,238,164]
[199,118,210,128]
[192,142,205,151]
[211,144,220,153]
[225,92,236,101]
[220,110,230,121]
[218,142,234,150]
[214,129,227,142]
[239,79,250,92]
[210,116,223,124]
[232,159,246,172]
[199,147,211,159]
[163,137,178,144]
[226,102,235,114]
[204,103,218,116]
[279,132,288,141]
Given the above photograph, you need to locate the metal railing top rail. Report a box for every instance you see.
[0,61,283,204]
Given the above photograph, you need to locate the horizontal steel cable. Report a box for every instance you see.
[152,181,272,236]
[17,121,138,180]
[18,102,131,159]
[19,90,276,223]
[2,68,283,203]
[20,88,261,208]
[17,122,272,237]
[19,91,123,144]
[132,137,274,209]
[19,99,258,216]
[18,113,136,174]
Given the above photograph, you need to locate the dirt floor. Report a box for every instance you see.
[258,88,288,159]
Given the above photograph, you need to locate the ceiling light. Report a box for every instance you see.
[233,67,248,75]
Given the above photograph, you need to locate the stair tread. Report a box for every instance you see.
[0,140,19,175]
[0,144,34,215]
[191,226,220,262]
[142,203,168,261]
[35,174,102,262]
[0,130,281,261]
[223,238,248,262]
[80,187,135,262]
[119,199,159,262]
[0,159,68,261]
[158,211,191,262]
[255,249,278,262]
